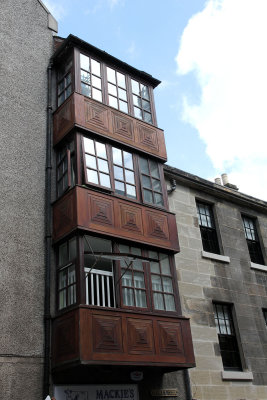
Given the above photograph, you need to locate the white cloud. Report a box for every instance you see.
[41,0,66,20]
[176,0,267,201]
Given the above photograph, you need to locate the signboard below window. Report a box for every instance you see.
[54,384,139,400]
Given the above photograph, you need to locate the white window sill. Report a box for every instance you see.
[250,262,267,272]
[201,250,230,263]
[221,371,253,381]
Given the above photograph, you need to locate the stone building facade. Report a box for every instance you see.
[165,166,267,400]
[0,1,57,398]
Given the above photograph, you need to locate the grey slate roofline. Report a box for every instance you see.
[51,34,161,88]
[164,164,267,213]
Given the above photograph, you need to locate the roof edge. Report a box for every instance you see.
[37,0,58,32]
[164,164,267,212]
[52,34,161,88]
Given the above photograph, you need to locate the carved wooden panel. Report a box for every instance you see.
[52,308,195,369]
[157,321,184,355]
[90,195,114,226]
[84,100,110,133]
[136,123,159,152]
[127,318,154,354]
[118,203,143,234]
[112,112,134,140]
[146,211,169,240]
[52,311,79,365]
[53,189,77,240]
[92,315,123,353]
[53,187,179,252]
[53,96,74,144]
[53,94,167,161]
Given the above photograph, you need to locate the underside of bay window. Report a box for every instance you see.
[56,234,180,316]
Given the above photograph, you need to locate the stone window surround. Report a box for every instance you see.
[201,250,230,263]
[221,370,253,381]
[250,262,267,272]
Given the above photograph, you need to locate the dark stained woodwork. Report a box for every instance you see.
[53,93,167,161]
[53,186,179,252]
[52,306,195,369]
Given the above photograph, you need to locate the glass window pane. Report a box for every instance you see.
[135,290,147,308]
[84,235,112,253]
[98,159,109,173]
[86,154,97,169]
[66,85,72,98]
[123,152,133,169]
[92,87,102,102]
[108,83,117,96]
[153,292,164,310]
[84,138,95,154]
[109,95,118,109]
[150,160,160,178]
[159,253,171,275]
[107,67,116,83]
[63,173,68,190]
[144,112,152,124]
[155,193,164,206]
[151,275,162,291]
[149,251,158,260]
[114,166,124,180]
[58,92,65,106]
[162,277,173,293]
[59,290,66,310]
[59,242,68,266]
[140,84,149,100]
[134,106,142,119]
[59,269,67,289]
[119,100,128,113]
[58,80,64,93]
[68,265,76,284]
[123,288,134,306]
[119,244,130,254]
[142,175,152,188]
[81,82,91,97]
[125,170,134,184]
[126,184,136,199]
[139,157,149,174]
[134,272,145,288]
[92,75,102,89]
[91,59,101,76]
[142,99,151,112]
[80,54,90,71]
[118,88,127,101]
[164,295,175,311]
[152,178,162,192]
[81,70,91,84]
[115,180,125,195]
[144,189,153,203]
[95,142,107,158]
[117,72,126,88]
[122,269,133,286]
[68,285,76,305]
[66,73,71,86]
[131,79,139,94]
[99,173,111,188]
[87,169,98,184]
[150,261,160,274]
[133,95,142,107]
[69,238,76,260]
[112,148,122,165]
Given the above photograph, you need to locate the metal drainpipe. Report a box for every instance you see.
[43,61,53,399]
[183,369,193,400]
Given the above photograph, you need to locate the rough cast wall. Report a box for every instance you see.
[168,181,267,400]
[0,1,54,398]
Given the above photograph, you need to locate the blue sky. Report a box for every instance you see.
[44,0,267,200]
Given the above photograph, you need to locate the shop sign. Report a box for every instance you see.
[151,389,178,397]
[54,384,139,400]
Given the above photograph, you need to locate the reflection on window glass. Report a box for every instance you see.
[112,147,136,199]
[107,67,128,113]
[80,54,102,102]
[84,137,111,188]
[131,79,152,123]
[139,157,163,206]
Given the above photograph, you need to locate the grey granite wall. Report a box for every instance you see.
[0,1,55,398]
[166,176,267,400]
